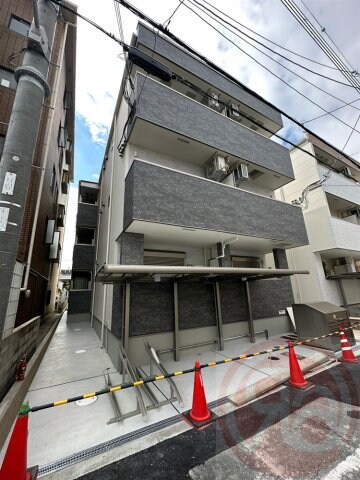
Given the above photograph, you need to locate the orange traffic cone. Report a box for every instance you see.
[288,342,313,390]
[185,361,215,428]
[338,328,359,364]
[0,403,37,480]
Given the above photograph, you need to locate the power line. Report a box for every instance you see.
[299,0,359,76]
[190,0,358,90]
[186,0,360,116]
[197,0,353,74]
[281,0,360,94]
[342,113,360,151]
[181,0,360,137]
[50,0,360,170]
[163,0,185,28]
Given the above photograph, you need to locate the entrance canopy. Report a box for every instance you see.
[95,265,309,359]
[96,265,309,284]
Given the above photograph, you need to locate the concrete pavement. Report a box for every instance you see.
[3,313,355,478]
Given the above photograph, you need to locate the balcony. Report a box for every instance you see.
[328,216,360,252]
[136,23,283,130]
[72,245,96,270]
[124,160,308,250]
[77,203,98,228]
[127,75,294,189]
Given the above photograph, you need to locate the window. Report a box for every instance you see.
[76,227,95,245]
[9,15,31,36]
[0,68,16,90]
[144,250,185,266]
[72,271,91,290]
[232,256,262,268]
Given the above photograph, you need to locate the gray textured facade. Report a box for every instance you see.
[124,160,307,245]
[77,203,98,228]
[72,245,96,270]
[136,23,283,127]
[132,76,294,179]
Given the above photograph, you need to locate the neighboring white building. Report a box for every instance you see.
[277,133,360,316]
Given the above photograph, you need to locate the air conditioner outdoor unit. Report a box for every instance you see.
[206,154,228,180]
[207,92,222,111]
[234,164,249,185]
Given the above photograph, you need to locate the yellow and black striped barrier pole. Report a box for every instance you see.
[29,322,359,413]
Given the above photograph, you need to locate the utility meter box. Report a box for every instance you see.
[292,302,355,351]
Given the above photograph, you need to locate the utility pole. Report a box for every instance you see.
[0,0,58,337]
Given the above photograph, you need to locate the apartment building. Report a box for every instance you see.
[68,22,308,367]
[278,133,360,316]
[68,181,99,320]
[0,0,77,334]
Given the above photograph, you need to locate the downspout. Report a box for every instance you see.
[100,115,116,347]
[208,237,238,264]
[90,169,104,328]
[20,22,69,294]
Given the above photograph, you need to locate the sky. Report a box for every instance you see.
[61,0,360,269]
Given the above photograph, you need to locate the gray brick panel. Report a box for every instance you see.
[68,291,92,314]
[72,245,95,270]
[136,23,282,126]
[134,76,293,179]
[77,203,98,228]
[220,281,248,323]
[125,160,308,245]
[119,233,144,265]
[111,284,123,338]
[178,283,216,329]
[130,283,174,335]
[250,277,294,319]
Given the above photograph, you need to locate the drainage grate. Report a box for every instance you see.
[37,397,230,476]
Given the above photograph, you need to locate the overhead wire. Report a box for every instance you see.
[299,0,359,76]
[189,0,358,90]
[188,0,360,131]
[186,0,360,123]
[197,0,353,74]
[163,0,185,28]
[281,0,360,93]
[49,0,360,170]
[181,0,360,137]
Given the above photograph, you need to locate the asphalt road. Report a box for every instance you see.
[77,362,360,480]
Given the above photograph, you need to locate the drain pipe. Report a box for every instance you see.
[208,237,238,264]
[20,22,69,295]
[100,115,116,348]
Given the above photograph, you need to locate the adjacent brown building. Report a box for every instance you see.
[0,0,76,332]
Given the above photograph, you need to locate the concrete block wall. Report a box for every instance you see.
[0,316,40,401]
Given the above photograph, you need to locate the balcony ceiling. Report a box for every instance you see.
[126,220,302,255]
[319,248,360,260]
[130,118,291,190]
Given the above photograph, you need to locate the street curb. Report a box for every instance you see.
[229,352,329,406]
[0,313,61,452]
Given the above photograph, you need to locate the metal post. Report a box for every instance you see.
[0,0,58,335]
[244,279,255,343]
[173,281,180,361]
[123,281,130,353]
[214,281,224,350]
